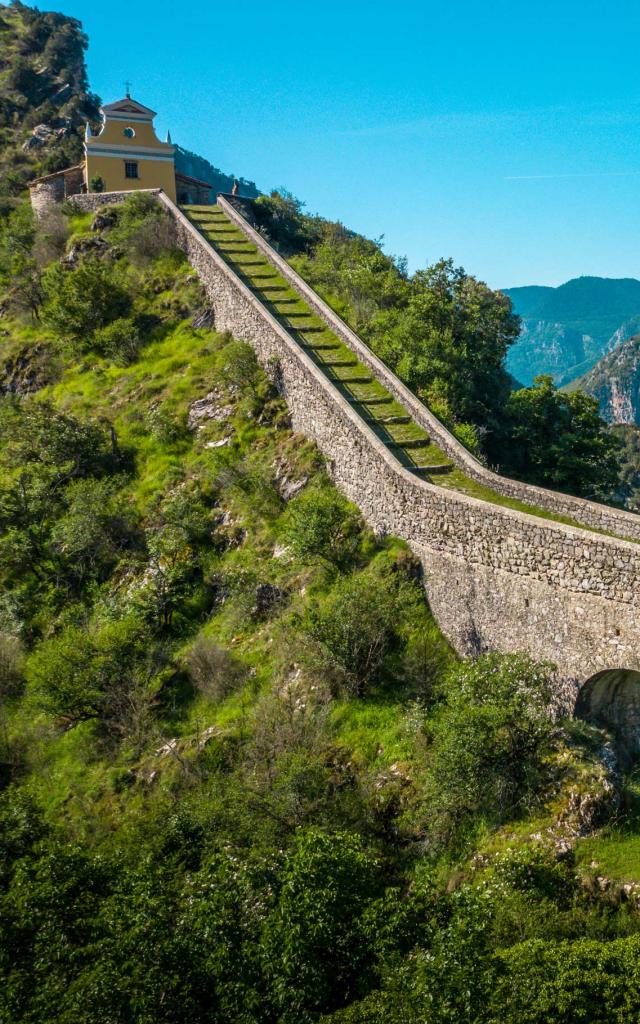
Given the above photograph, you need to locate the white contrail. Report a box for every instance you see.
[505,170,640,180]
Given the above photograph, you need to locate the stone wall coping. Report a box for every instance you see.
[217,193,640,542]
[69,189,640,560]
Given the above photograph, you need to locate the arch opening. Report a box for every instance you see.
[576,668,640,765]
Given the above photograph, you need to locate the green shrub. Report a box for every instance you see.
[282,483,362,568]
[92,316,142,364]
[298,568,418,695]
[419,652,555,851]
[41,257,131,348]
[185,636,247,702]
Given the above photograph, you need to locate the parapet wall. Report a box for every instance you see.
[70,190,640,700]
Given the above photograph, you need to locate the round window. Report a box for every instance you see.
[123,126,135,138]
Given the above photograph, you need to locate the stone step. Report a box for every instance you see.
[364,415,411,426]
[388,437,431,450]
[412,463,454,475]
[338,375,374,385]
[302,342,341,351]
[347,396,393,405]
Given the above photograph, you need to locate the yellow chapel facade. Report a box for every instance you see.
[84,96,177,201]
[29,93,213,212]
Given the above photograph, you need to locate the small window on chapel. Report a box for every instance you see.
[123,126,135,138]
[124,161,139,179]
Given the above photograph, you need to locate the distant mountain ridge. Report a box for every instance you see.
[174,145,260,201]
[504,276,640,387]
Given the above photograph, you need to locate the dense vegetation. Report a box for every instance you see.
[2,4,640,1022]
[0,183,638,1024]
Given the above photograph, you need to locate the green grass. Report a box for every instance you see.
[182,204,626,538]
[576,830,640,883]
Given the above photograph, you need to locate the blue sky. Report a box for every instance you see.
[23,0,640,286]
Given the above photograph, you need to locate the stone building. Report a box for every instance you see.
[29,93,212,212]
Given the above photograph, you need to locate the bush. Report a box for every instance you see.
[419,653,555,851]
[93,316,142,365]
[111,192,176,264]
[282,484,362,568]
[298,568,419,696]
[41,257,131,348]
[185,637,247,702]
[0,634,24,702]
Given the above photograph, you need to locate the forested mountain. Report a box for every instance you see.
[505,276,640,386]
[1,4,640,1022]
[174,144,259,199]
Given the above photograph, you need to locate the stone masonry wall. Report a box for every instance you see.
[69,190,640,701]
[219,195,640,543]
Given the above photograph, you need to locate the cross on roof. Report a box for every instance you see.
[125,80,131,98]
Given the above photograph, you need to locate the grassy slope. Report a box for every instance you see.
[1,212,443,839]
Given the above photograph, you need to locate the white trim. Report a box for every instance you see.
[85,149,175,163]
[100,113,154,124]
[86,142,174,160]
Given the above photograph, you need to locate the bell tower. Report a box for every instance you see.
[84,95,176,200]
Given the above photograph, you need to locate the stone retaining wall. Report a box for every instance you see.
[70,190,640,697]
[219,194,640,543]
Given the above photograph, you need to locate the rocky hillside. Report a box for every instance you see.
[0,0,100,213]
[572,334,640,424]
[505,276,640,386]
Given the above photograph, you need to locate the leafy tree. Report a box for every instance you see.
[262,829,381,1021]
[376,259,520,431]
[26,616,152,731]
[490,934,640,1024]
[499,376,622,499]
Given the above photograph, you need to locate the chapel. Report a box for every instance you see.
[29,93,212,213]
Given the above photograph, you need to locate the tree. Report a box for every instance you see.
[375,259,520,432]
[262,829,380,1021]
[500,376,622,499]
[26,617,151,731]
[0,203,41,317]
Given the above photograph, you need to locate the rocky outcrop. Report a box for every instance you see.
[578,335,640,424]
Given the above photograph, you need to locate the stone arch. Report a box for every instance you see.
[576,668,640,763]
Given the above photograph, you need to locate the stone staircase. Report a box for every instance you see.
[181,203,456,481]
